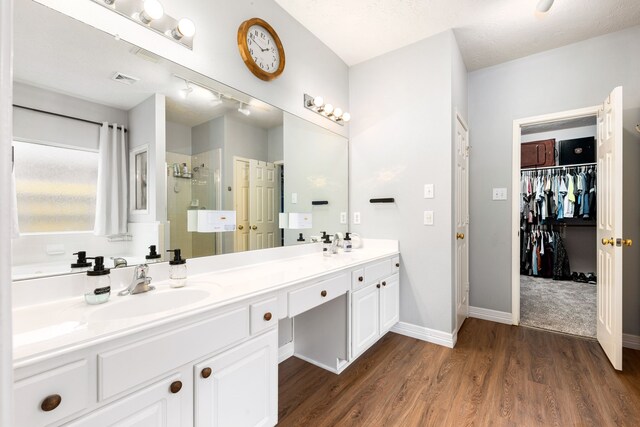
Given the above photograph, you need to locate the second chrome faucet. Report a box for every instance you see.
[118,264,155,296]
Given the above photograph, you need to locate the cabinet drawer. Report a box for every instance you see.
[250,297,278,335]
[98,306,248,401]
[351,268,365,290]
[14,359,90,427]
[289,274,349,317]
[364,260,393,285]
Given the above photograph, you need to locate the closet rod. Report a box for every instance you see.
[13,104,128,133]
[521,162,596,172]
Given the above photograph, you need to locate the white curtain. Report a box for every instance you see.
[94,123,128,236]
[11,147,19,238]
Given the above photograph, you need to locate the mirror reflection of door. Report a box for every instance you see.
[249,159,278,250]
[234,158,251,252]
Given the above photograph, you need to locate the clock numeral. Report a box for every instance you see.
[271,63,274,68]
[273,55,276,61]
[250,48,254,55]
[253,57,258,62]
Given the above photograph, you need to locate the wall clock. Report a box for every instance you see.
[237,18,285,81]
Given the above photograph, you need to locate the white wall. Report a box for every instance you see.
[468,25,640,335]
[349,30,464,335]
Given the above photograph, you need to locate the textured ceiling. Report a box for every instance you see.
[274,0,640,70]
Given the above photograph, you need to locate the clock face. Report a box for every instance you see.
[246,24,280,74]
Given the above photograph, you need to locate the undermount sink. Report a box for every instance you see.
[90,288,210,321]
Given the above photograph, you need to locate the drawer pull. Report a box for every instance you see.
[358,276,364,282]
[170,381,183,394]
[321,290,327,297]
[395,263,400,267]
[263,312,273,321]
[41,394,62,412]
[376,284,381,289]
[382,281,387,286]
[201,368,212,379]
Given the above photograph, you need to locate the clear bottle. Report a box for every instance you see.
[322,235,332,257]
[167,249,187,288]
[84,256,111,305]
[343,233,353,253]
[145,245,162,264]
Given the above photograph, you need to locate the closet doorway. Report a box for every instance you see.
[511,87,628,370]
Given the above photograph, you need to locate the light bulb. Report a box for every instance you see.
[172,18,196,39]
[140,0,163,24]
[333,108,343,118]
[324,103,334,115]
[342,112,351,122]
[313,96,324,108]
[536,0,554,13]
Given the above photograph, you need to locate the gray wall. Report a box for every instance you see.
[166,120,192,155]
[267,125,284,163]
[468,25,640,335]
[350,30,465,334]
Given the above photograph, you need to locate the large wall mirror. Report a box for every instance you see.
[11,0,348,281]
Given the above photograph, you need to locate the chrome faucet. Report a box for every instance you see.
[111,257,128,268]
[118,264,155,296]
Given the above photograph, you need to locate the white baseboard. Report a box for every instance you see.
[278,342,294,363]
[623,334,640,350]
[390,322,455,348]
[468,306,512,325]
[293,352,340,374]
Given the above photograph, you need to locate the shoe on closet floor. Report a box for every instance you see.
[571,272,579,282]
[586,273,597,284]
[577,273,589,283]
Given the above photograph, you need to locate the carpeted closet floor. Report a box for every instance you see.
[520,275,596,338]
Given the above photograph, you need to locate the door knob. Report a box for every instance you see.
[238,225,244,230]
[251,225,257,230]
[601,238,615,246]
[456,233,465,240]
[622,239,633,247]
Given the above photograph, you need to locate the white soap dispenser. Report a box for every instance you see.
[167,249,187,288]
[84,256,111,305]
[322,235,332,257]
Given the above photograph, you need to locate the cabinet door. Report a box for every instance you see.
[379,274,400,334]
[351,284,380,357]
[66,374,189,427]
[194,329,278,427]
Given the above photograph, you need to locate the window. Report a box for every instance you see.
[14,141,98,233]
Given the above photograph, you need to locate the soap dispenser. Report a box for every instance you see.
[71,251,92,273]
[322,235,332,257]
[167,249,187,288]
[343,233,353,253]
[145,245,162,263]
[84,256,111,305]
[297,233,305,243]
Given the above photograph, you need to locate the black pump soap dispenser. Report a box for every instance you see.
[84,256,111,305]
[71,251,92,272]
[322,234,332,257]
[145,245,162,263]
[297,233,305,242]
[167,249,187,288]
[343,232,353,252]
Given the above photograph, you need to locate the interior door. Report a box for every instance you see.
[249,159,277,250]
[454,113,470,333]
[234,158,250,252]
[596,86,624,370]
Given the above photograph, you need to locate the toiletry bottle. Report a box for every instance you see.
[343,233,353,252]
[71,251,92,273]
[84,256,111,304]
[145,245,162,264]
[322,235,332,257]
[167,249,187,288]
[182,163,189,176]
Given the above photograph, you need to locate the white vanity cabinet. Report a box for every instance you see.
[194,329,278,427]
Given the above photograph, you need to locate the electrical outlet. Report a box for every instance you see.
[353,212,361,224]
[424,184,434,199]
[291,193,298,204]
[423,210,434,225]
[340,212,347,224]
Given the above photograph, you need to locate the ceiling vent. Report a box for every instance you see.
[111,72,140,85]
[131,47,162,63]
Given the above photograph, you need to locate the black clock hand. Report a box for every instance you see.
[253,38,269,52]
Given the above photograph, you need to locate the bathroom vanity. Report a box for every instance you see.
[12,240,399,426]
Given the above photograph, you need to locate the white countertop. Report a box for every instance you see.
[13,240,398,367]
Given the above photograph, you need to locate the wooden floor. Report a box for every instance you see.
[278,318,640,426]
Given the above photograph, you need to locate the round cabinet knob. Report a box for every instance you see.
[238,225,244,230]
[382,281,387,287]
[456,233,465,240]
[251,225,258,230]
[201,368,212,379]
[376,284,381,289]
[320,290,327,297]
[264,312,272,321]
[395,263,400,268]
[358,276,364,282]
[41,394,62,412]
[170,381,183,394]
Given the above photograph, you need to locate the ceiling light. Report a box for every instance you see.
[139,0,164,24]
[172,18,196,40]
[536,0,554,13]
[238,103,251,116]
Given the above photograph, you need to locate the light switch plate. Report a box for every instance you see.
[492,188,507,201]
[340,212,347,224]
[424,184,434,199]
[291,193,298,204]
[353,212,361,224]
[423,210,434,225]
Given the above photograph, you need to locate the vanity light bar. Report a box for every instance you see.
[92,0,195,49]
[303,94,350,126]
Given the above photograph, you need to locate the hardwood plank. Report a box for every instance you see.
[278,318,640,426]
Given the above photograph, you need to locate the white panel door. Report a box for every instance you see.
[454,113,470,333]
[351,284,380,357]
[379,274,399,334]
[249,160,277,250]
[194,330,277,427]
[234,158,250,252]
[596,87,624,370]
